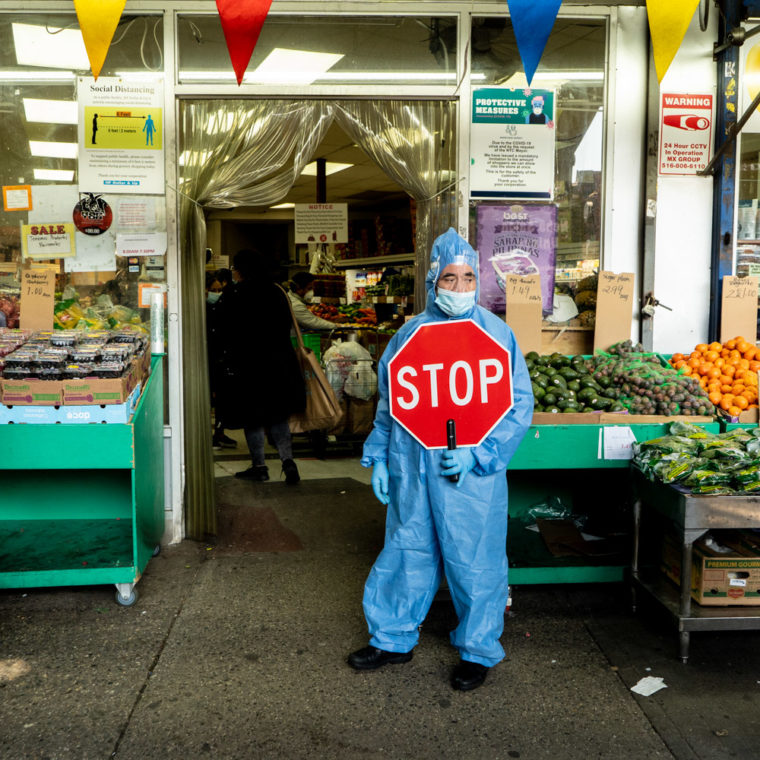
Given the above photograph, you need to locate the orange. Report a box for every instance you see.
[705,350,719,362]
[730,350,742,360]
[721,384,734,393]
[695,343,709,353]
[745,347,757,361]
[707,367,722,379]
[750,361,760,372]
[682,366,693,376]
[735,396,749,410]
[707,383,722,393]
[723,364,736,377]
[709,341,722,352]
[720,396,734,410]
[737,341,751,354]
[726,338,737,350]
[739,358,750,370]
[699,362,714,374]
[714,357,726,369]
[674,360,687,370]
[729,405,742,417]
[732,383,746,395]
[672,353,685,363]
[688,357,701,369]
[708,391,722,405]
[721,348,730,358]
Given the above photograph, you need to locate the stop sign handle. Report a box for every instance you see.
[446,419,459,483]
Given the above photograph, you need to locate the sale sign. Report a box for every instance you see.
[388,320,513,449]
[659,93,713,175]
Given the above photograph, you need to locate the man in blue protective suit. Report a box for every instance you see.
[348,228,534,691]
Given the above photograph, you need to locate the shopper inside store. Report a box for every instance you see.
[215,249,305,485]
[287,271,340,331]
[348,228,534,691]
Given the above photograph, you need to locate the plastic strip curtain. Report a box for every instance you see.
[178,100,334,538]
[332,100,457,310]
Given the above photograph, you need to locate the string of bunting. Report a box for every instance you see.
[72,1,700,91]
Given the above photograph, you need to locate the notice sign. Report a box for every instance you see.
[470,87,556,200]
[116,232,167,257]
[3,184,32,211]
[20,268,55,331]
[659,93,713,176]
[294,203,348,244]
[21,223,76,259]
[78,76,164,194]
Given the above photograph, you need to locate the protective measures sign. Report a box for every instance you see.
[388,320,513,449]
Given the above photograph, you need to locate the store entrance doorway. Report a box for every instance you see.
[180,99,457,538]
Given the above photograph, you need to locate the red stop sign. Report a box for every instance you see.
[388,319,513,449]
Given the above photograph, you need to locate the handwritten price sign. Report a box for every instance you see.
[20,268,55,331]
[720,275,759,344]
[594,271,635,352]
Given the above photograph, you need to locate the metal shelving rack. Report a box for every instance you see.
[632,470,760,662]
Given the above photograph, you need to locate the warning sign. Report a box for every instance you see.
[659,93,713,176]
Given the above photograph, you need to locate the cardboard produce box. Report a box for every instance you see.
[62,356,144,405]
[0,378,63,406]
[661,531,760,606]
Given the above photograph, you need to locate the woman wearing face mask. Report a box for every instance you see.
[206,272,235,449]
[286,271,339,332]
[348,228,533,692]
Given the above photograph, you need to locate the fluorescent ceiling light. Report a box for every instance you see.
[34,168,74,182]
[248,48,344,85]
[23,98,78,124]
[0,70,75,81]
[12,23,89,70]
[534,72,604,81]
[29,140,78,159]
[270,202,295,209]
[179,69,480,84]
[300,161,353,177]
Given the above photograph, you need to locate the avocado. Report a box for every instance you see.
[534,374,549,389]
[567,380,581,392]
[531,383,546,400]
[543,405,560,413]
[558,367,580,380]
[547,375,568,390]
[525,351,540,363]
[542,392,558,406]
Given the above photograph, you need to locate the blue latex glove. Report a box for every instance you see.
[440,449,476,488]
[371,461,390,505]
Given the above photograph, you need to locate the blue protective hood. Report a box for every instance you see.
[425,228,480,316]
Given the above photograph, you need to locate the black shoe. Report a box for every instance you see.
[213,433,237,449]
[282,458,300,485]
[235,466,269,481]
[347,645,413,671]
[451,660,489,691]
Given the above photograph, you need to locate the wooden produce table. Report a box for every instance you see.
[632,469,760,662]
[507,417,720,586]
[0,355,165,606]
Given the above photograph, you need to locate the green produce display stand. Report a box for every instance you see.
[0,355,165,606]
[507,419,721,585]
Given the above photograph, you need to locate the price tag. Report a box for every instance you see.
[720,275,759,344]
[505,274,542,354]
[594,271,635,352]
[19,268,55,331]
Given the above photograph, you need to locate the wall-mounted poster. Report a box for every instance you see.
[78,76,164,195]
[476,204,557,316]
[470,87,556,200]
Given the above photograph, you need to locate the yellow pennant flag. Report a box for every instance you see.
[73,0,127,80]
[646,0,700,83]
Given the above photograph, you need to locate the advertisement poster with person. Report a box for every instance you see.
[470,87,556,200]
[476,204,557,315]
[78,76,164,194]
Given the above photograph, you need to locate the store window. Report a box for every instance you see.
[178,15,457,87]
[0,13,165,347]
[468,16,607,331]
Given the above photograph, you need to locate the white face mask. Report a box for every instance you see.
[436,288,476,317]
[303,289,314,302]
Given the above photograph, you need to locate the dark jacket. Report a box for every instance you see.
[215,279,306,429]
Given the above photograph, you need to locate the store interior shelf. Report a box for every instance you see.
[334,253,416,268]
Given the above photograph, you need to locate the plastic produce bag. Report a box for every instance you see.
[344,361,377,401]
[683,469,733,488]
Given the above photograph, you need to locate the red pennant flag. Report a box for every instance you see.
[216,0,272,85]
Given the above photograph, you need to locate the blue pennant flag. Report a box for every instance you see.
[507,0,563,85]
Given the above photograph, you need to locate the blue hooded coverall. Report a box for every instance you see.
[360,228,534,667]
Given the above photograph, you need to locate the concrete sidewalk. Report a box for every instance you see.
[1,471,758,759]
